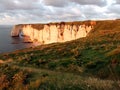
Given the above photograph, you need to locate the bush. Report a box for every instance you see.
[85,61,96,69]
[59,59,76,68]
[97,67,110,79]
[0,75,9,90]
[48,62,57,69]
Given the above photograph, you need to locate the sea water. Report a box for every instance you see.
[0,25,34,53]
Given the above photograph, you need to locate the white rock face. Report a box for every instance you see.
[11,21,96,44]
[11,25,22,37]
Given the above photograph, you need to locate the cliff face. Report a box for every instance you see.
[11,25,23,37]
[11,21,96,44]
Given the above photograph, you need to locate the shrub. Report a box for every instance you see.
[85,61,96,69]
[0,75,9,90]
[97,67,110,79]
[48,62,57,69]
[59,59,76,68]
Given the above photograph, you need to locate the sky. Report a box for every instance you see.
[0,0,120,25]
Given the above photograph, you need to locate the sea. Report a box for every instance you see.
[0,25,35,53]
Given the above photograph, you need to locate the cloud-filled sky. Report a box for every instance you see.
[0,0,119,25]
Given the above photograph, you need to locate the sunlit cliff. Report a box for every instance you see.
[11,21,96,44]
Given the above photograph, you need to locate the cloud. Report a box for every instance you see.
[108,4,120,14]
[43,0,107,7]
[70,0,107,6]
[0,0,41,10]
[115,0,120,4]
[42,0,69,7]
[0,0,120,25]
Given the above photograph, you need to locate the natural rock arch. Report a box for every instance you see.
[11,25,23,37]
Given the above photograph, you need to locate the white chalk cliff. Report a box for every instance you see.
[11,21,96,44]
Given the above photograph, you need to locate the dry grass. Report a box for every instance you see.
[84,77,120,90]
[106,47,120,57]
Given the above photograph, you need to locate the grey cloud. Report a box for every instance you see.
[108,4,120,14]
[0,0,42,10]
[42,0,107,7]
[0,0,119,25]
[42,0,69,7]
[69,0,107,6]
[42,5,84,20]
[81,5,103,15]
[115,0,120,4]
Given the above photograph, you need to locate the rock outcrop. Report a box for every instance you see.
[11,25,23,37]
[11,21,96,44]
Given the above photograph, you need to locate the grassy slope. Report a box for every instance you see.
[0,20,120,90]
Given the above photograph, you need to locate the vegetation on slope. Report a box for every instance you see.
[0,20,120,90]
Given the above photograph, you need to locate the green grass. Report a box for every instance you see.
[0,20,120,89]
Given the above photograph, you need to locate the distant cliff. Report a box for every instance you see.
[11,21,96,44]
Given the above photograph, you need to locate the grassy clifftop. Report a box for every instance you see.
[0,20,120,90]
[16,20,95,30]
